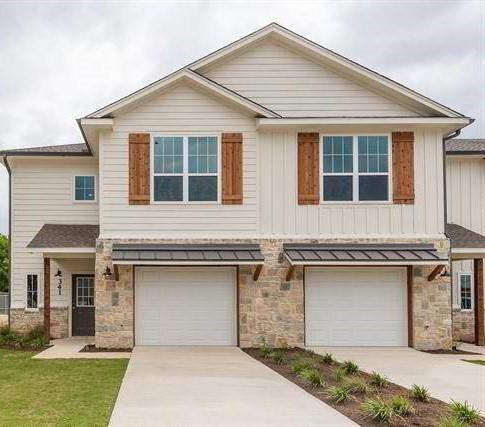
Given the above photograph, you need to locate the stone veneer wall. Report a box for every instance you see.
[10,307,68,339]
[95,237,451,350]
[412,265,452,350]
[453,310,475,343]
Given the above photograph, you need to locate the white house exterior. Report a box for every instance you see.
[0,23,477,350]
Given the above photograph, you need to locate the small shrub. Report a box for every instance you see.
[291,358,315,375]
[260,342,272,358]
[341,360,359,375]
[449,400,481,425]
[439,415,469,427]
[410,384,431,402]
[344,378,369,395]
[23,325,46,348]
[362,398,395,423]
[389,395,414,416]
[299,368,325,388]
[268,351,284,364]
[369,371,388,388]
[333,367,345,382]
[322,352,334,364]
[329,385,351,403]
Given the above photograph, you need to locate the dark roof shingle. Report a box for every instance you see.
[0,143,90,156]
[27,224,99,248]
[445,139,485,155]
[446,223,485,249]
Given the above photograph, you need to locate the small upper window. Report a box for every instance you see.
[459,273,473,310]
[27,274,38,309]
[74,176,95,201]
[322,135,390,202]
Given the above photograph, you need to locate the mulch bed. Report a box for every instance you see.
[80,345,132,353]
[424,349,480,355]
[245,348,485,427]
[0,344,51,352]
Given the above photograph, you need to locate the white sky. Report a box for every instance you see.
[0,0,484,234]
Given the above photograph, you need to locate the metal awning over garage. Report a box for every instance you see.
[283,243,448,266]
[112,244,264,265]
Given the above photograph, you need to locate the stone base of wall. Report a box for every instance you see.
[453,310,475,343]
[10,307,69,339]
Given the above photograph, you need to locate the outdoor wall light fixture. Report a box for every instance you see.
[54,269,63,295]
[103,266,113,277]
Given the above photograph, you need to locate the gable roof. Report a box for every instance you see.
[446,139,485,155]
[0,143,90,157]
[85,23,468,120]
[446,223,485,249]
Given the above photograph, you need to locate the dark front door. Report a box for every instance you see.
[72,275,95,336]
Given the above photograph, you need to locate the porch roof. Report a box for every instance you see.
[111,243,264,265]
[27,224,99,252]
[446,223,485,259]
[283,243,447,266]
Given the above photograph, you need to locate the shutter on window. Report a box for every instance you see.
[129,133,150,205]
[392,132,415,204]
[298,132,320,205]
[221,132,243,204]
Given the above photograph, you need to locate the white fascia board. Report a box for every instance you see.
[113,260,264,266]
[87,70,279,119]
[257,117,472,130]
[451,248,485,260]
[80,118,114,127]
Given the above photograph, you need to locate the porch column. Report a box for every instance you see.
[474,258,484,346]
[43,257,50,342]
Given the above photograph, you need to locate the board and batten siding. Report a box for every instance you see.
[99,83,259,238]
[9,158,98,309]
[202,39,422,118]
[258,129,444,236]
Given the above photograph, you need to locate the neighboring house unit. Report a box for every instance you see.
[0,23,479,350]
[445,139,485,345]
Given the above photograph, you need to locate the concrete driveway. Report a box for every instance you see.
[109,346,356,427]
[310,347,485,413]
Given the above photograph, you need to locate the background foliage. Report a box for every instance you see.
[0,234,8,292]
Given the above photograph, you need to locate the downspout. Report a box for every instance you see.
[2,155,11,328]
[442,129,461,348]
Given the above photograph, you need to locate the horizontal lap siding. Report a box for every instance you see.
[203,40,420,117]
[259,129,443,236]
[100,83,258,238]
[10,158,99,308]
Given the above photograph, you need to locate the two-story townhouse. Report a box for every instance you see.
[0,23,475,350]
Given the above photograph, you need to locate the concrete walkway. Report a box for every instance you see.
[109,347,356,427]
[310,346,485,413]
[34,337,131,359]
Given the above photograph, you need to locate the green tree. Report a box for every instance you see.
[0,234,8,293]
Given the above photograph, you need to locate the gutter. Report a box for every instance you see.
[76,118,93,156]
[2,155,11,327]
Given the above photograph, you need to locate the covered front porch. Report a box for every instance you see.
[27,224,98,341]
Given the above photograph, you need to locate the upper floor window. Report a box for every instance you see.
[322,135,390,202]
[27,274,38,309]
[153,136,219,202]
[459,273,473,311]
[74,176,96,201]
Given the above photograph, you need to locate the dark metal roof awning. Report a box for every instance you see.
[112,244,264,265]
[284,243,447,266]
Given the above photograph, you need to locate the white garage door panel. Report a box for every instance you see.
[306,268,407,346]
[136,268,236,346]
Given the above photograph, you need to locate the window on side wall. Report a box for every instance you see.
[74,176,96,201]
[322,135,390,202]
[153,136,218,202]
[27,274,38,309]
[459,273,473,311]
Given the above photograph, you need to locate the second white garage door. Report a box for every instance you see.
[306,268,407,346]
[135,267,236,346]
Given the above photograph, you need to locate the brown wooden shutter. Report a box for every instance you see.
[129,133,150,205]
[298,132,320,205]
[221,132,243,204]
[392,131,415,204]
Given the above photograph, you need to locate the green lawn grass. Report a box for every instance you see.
[463,359,485,366]
[0,348,129,426]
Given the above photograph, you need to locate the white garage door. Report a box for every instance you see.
[135,267,236,346]
[306,268,407,346]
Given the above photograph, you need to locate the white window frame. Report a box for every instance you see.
[151,134,221,204]
[75,276,95,308]
[72,175,97,203]
[458,272,473,312]
[320,133,392,204]
[26,273,39,310]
